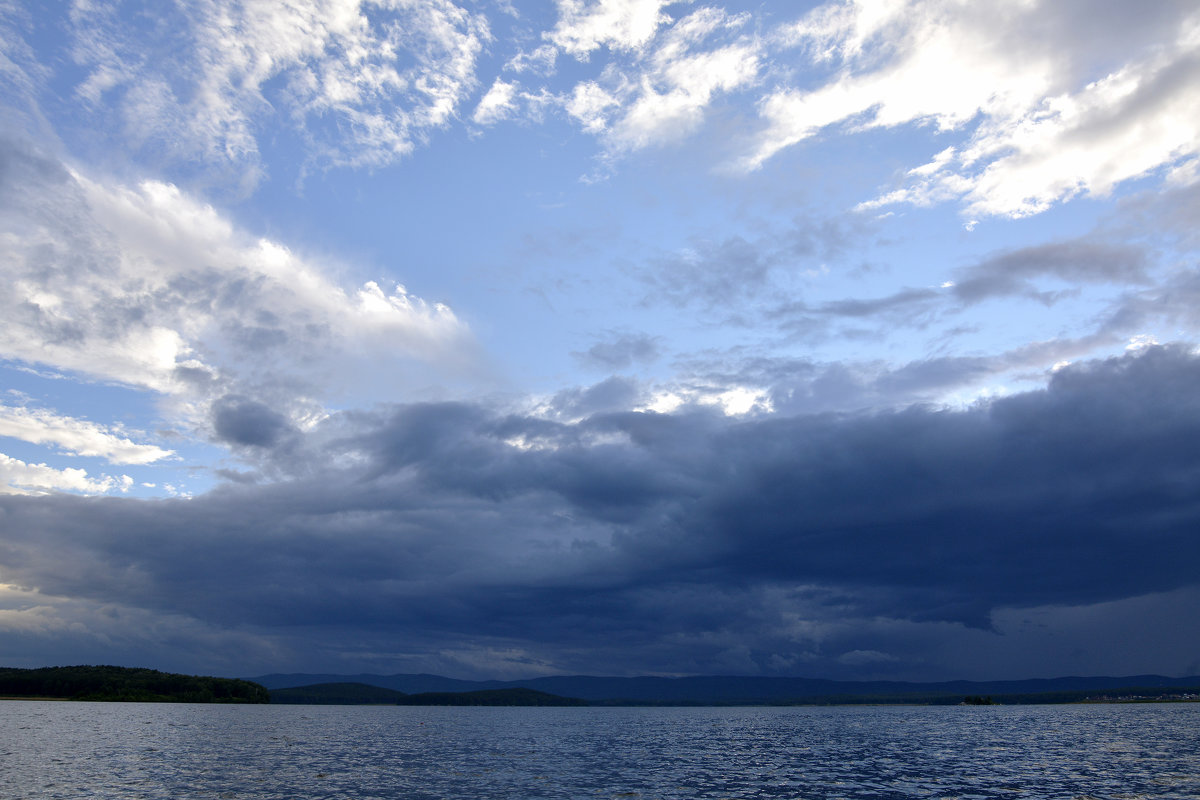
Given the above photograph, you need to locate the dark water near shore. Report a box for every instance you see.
[1,701,1197,799]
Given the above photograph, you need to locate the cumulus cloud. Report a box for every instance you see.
[0,405,173,465]
[0,453,129,495]
[2,345,1198,675]
[0,134,474,425]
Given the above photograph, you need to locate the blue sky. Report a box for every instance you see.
[1,0,1199,681]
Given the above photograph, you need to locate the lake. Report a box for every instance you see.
[1,702,1197,799]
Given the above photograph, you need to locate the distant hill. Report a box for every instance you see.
[255,672,499,694]
[0,665,268,703]
[248,672,1200,705]
[268,682,586,706]
[270,682,407,704]
[397,688,587,706]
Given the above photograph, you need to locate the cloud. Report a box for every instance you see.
[65,0,491,183]
[542,375,642,420]
[0,582,283,674]
[765,235,1155,349]
[211,396,294,449]
[0,453,129,495]
[556,6,760,156]
[0,134,475,425]
[2,345,1198,675]
[547,0,677,58]
[472,78,520,125]
[950,240,1150,304]
[748,0,1200,218]
[574,332,661,369]
[677,340,1067,417]
[645,234,774,308]
[0,405,173,465]
[601,8,759,152]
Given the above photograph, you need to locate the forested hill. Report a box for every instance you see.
[0,665,269,703]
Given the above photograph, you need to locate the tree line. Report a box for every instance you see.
[0,665,269,703]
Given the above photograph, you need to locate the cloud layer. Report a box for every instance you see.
[2,346,1198,677]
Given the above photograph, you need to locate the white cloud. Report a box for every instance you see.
[560,6,760,154]
[746,0,1200,218]
[0,405,173,465]
[608,10,759,150]
[505,43,558,75]
[0,139,475,420]
[566,80,621,133]
[68,0,491,181]
[472,78,519,125]
[747,1,1059,169]
[0,453,126,495]
[638,383,772,417]
[548,0,679,58]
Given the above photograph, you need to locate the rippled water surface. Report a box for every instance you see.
[2,701,1198,799]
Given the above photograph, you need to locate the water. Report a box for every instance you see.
[1,702,1197,799]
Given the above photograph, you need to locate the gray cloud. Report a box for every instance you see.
[574,332,661,370]
[767,236,1154,343]
[951,240,1150,305]
[644,235,773,309]
[545,376,642,420]
[211,396,294,448]
[639,214,872,313]
[2,345,1199,678]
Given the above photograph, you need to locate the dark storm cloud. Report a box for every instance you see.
[2,346,1200,676]
[211,395,293,447]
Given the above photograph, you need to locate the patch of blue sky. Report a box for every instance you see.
[0,361,164,429]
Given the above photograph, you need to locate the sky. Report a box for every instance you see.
[0,0,1198,683]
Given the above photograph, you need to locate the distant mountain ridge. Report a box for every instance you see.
[268,682,586,706]
[247,672,1200,704]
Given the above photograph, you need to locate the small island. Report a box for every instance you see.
[0,665,269,703]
